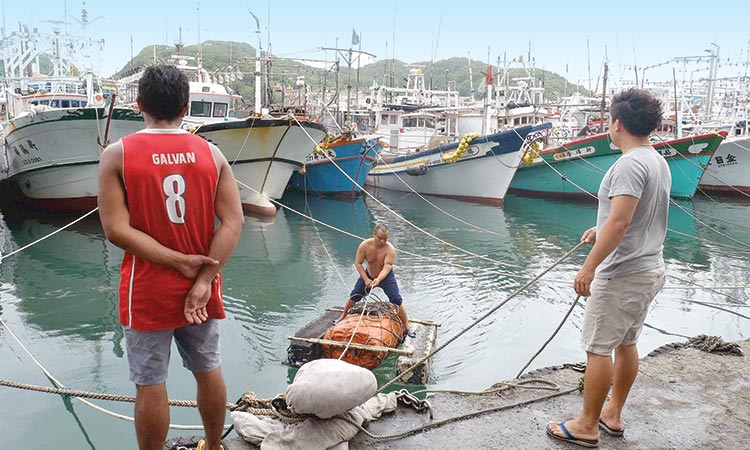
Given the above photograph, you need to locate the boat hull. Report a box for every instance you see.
[698,136,750,193]
[366,124,551,204]
[509,132,725,199]
[287,136,381,195]
[195,117,327,216]
[2,107,144,211]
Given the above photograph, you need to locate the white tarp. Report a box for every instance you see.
[231,392,397,450]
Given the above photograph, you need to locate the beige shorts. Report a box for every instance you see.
[581,267,666,356]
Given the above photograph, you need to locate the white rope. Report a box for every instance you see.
[668,199,750,249]
[235,180,528,282]
[289,116,527,271]
[373,153,508,238]
[0,318,225,430]
[511,128,750,252]
[0,208,100,262]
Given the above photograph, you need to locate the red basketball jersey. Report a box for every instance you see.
[119,129,226,331]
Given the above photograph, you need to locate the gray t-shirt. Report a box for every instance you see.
[595,145,671,278]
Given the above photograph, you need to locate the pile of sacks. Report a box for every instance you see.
[232,359,397,450]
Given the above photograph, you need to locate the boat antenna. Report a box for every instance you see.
[430,12,443,91]
[468,52,474,101]
[599,61,608,133]
[587,38,592,93]
[633,44,639,87]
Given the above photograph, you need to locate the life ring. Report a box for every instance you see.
[95,94,103,102]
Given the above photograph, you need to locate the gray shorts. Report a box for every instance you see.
[124,319,222,386]
[581,267,665,356]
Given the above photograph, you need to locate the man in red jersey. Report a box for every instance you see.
[98,65,244,450]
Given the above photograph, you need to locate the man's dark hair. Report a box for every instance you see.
[137,65,190,121]
[373,223,389,234]
[609,89,663,137]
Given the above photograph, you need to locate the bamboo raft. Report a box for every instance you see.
[286,304,439,384]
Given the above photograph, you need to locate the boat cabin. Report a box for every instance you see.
[3,75,103,119]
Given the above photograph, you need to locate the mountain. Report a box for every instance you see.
[113,41,591,107]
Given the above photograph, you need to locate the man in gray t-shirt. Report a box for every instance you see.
[547,89,670,448]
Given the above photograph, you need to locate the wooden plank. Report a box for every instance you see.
[288,337,413,356]
[325,308,441,327]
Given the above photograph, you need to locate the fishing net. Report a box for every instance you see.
[322,301,405,369]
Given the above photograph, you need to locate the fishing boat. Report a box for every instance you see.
[0,18,145,212]
[698,132,750,193]
[509,131,727,199]
[287,302,439,384]
[287,133,381,196]
[1,75,144,212]
[365,123,552,205]
[194,116,327,216]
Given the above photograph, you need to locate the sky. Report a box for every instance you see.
[2,0,750,91]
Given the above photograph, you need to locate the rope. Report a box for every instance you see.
[686,335,744,356]
[342,384,582,441]
[510,128,750,252]
[515,295,582,378]
[409,378,561,397]
[0,208,99,262]
[665,273,743,304]
[237,180,527,281]
[0,318,229,430]
[666,297,750,321]
[376,241,586,393]
[372,154,508,238]
[290,115,526,272]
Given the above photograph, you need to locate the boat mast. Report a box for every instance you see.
[599,62,608,133]
[248,7,262,114]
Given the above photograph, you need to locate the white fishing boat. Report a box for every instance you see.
[366,123,551,204]
[698,127,750,193]
[0,20,144,212]
[194,116,327,215]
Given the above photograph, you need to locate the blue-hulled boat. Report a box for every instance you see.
[287,134,381,196]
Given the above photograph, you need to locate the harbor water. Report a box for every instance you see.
[1,190,748,449]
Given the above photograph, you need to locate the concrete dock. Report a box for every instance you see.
[217,338,748,450]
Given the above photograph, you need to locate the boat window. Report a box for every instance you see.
[381,113,389,122]
[389,114,398,125]
[71,100,81,107]
[425,118,435,128]
[190,101,212,117]
[50,100,60,108]
[403,117,417,128]
[60,100,71,108]
[213,102,228,117]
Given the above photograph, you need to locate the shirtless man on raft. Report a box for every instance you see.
[337,224,415,338]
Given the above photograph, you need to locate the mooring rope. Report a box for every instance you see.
[511,128,750,252]
[372,153,508,238]
[515,295,583,378]
[0,318,232,430]
[376,241,586,393]
[289,115,526,272]
[342,383,582,441]
[0,208,99,262]
[237,180,529,281]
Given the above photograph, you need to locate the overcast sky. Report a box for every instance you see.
[2,0,749,90]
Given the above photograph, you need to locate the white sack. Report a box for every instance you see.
[286,359,377,419]
[231,392,398,450]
